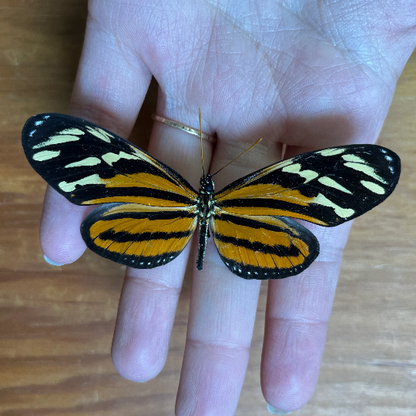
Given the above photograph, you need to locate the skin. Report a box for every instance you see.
[40,0,416,414]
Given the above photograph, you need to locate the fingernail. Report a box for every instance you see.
[44,255,64,266]
[267,403,292,414]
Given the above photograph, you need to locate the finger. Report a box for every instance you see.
[112,107,215,381]
[111,255,189,381]
[40,187,90,265]
[176,137,281,415]
[261,222,352,413]
[39,14,152,264]
[176,245,262,415]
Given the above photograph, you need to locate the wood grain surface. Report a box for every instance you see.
[1,1,415,415]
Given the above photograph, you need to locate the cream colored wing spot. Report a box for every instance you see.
[343,161,387,184]
[33,134,81,149]
[102,151,138,166]
[85,126,112,143]
[318,176,352,194]
[33,150,61,161]
[59,128,85,136]
[317,148,346,157]
[342,154,366,163]
[314,194,355,219]
[282,163,319,182]
[65,157,102,168]
[59,174,102,192]
[360,180,385,195]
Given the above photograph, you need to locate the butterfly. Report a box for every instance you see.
[22,113,401,279]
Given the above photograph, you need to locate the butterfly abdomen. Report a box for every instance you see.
[196,175,215,270]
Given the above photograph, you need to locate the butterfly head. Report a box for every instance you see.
[200,174,215,194]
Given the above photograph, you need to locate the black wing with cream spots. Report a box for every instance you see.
[22,113,198,208]
[215,145,401,226]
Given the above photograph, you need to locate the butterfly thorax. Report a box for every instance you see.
[196,174,215,270]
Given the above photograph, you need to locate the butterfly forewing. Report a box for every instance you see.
[215,145,400,226]
[22,113,198,208]
[210,212,319,279]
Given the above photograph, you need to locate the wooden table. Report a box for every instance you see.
[1,2,415,415]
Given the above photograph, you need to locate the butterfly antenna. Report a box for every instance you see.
[212,137,262,177]
[199,109,206,178]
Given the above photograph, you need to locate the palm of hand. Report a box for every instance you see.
[41,0,415,413]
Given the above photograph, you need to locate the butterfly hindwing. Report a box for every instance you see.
[81,203,198,268]
[22,113,198,208]
[210,212,319,279]
[215,145,400,227]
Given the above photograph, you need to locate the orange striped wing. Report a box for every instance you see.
[210,212,318,279]
[81,204,198,268]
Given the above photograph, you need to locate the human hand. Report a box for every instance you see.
[40,0,416,413]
